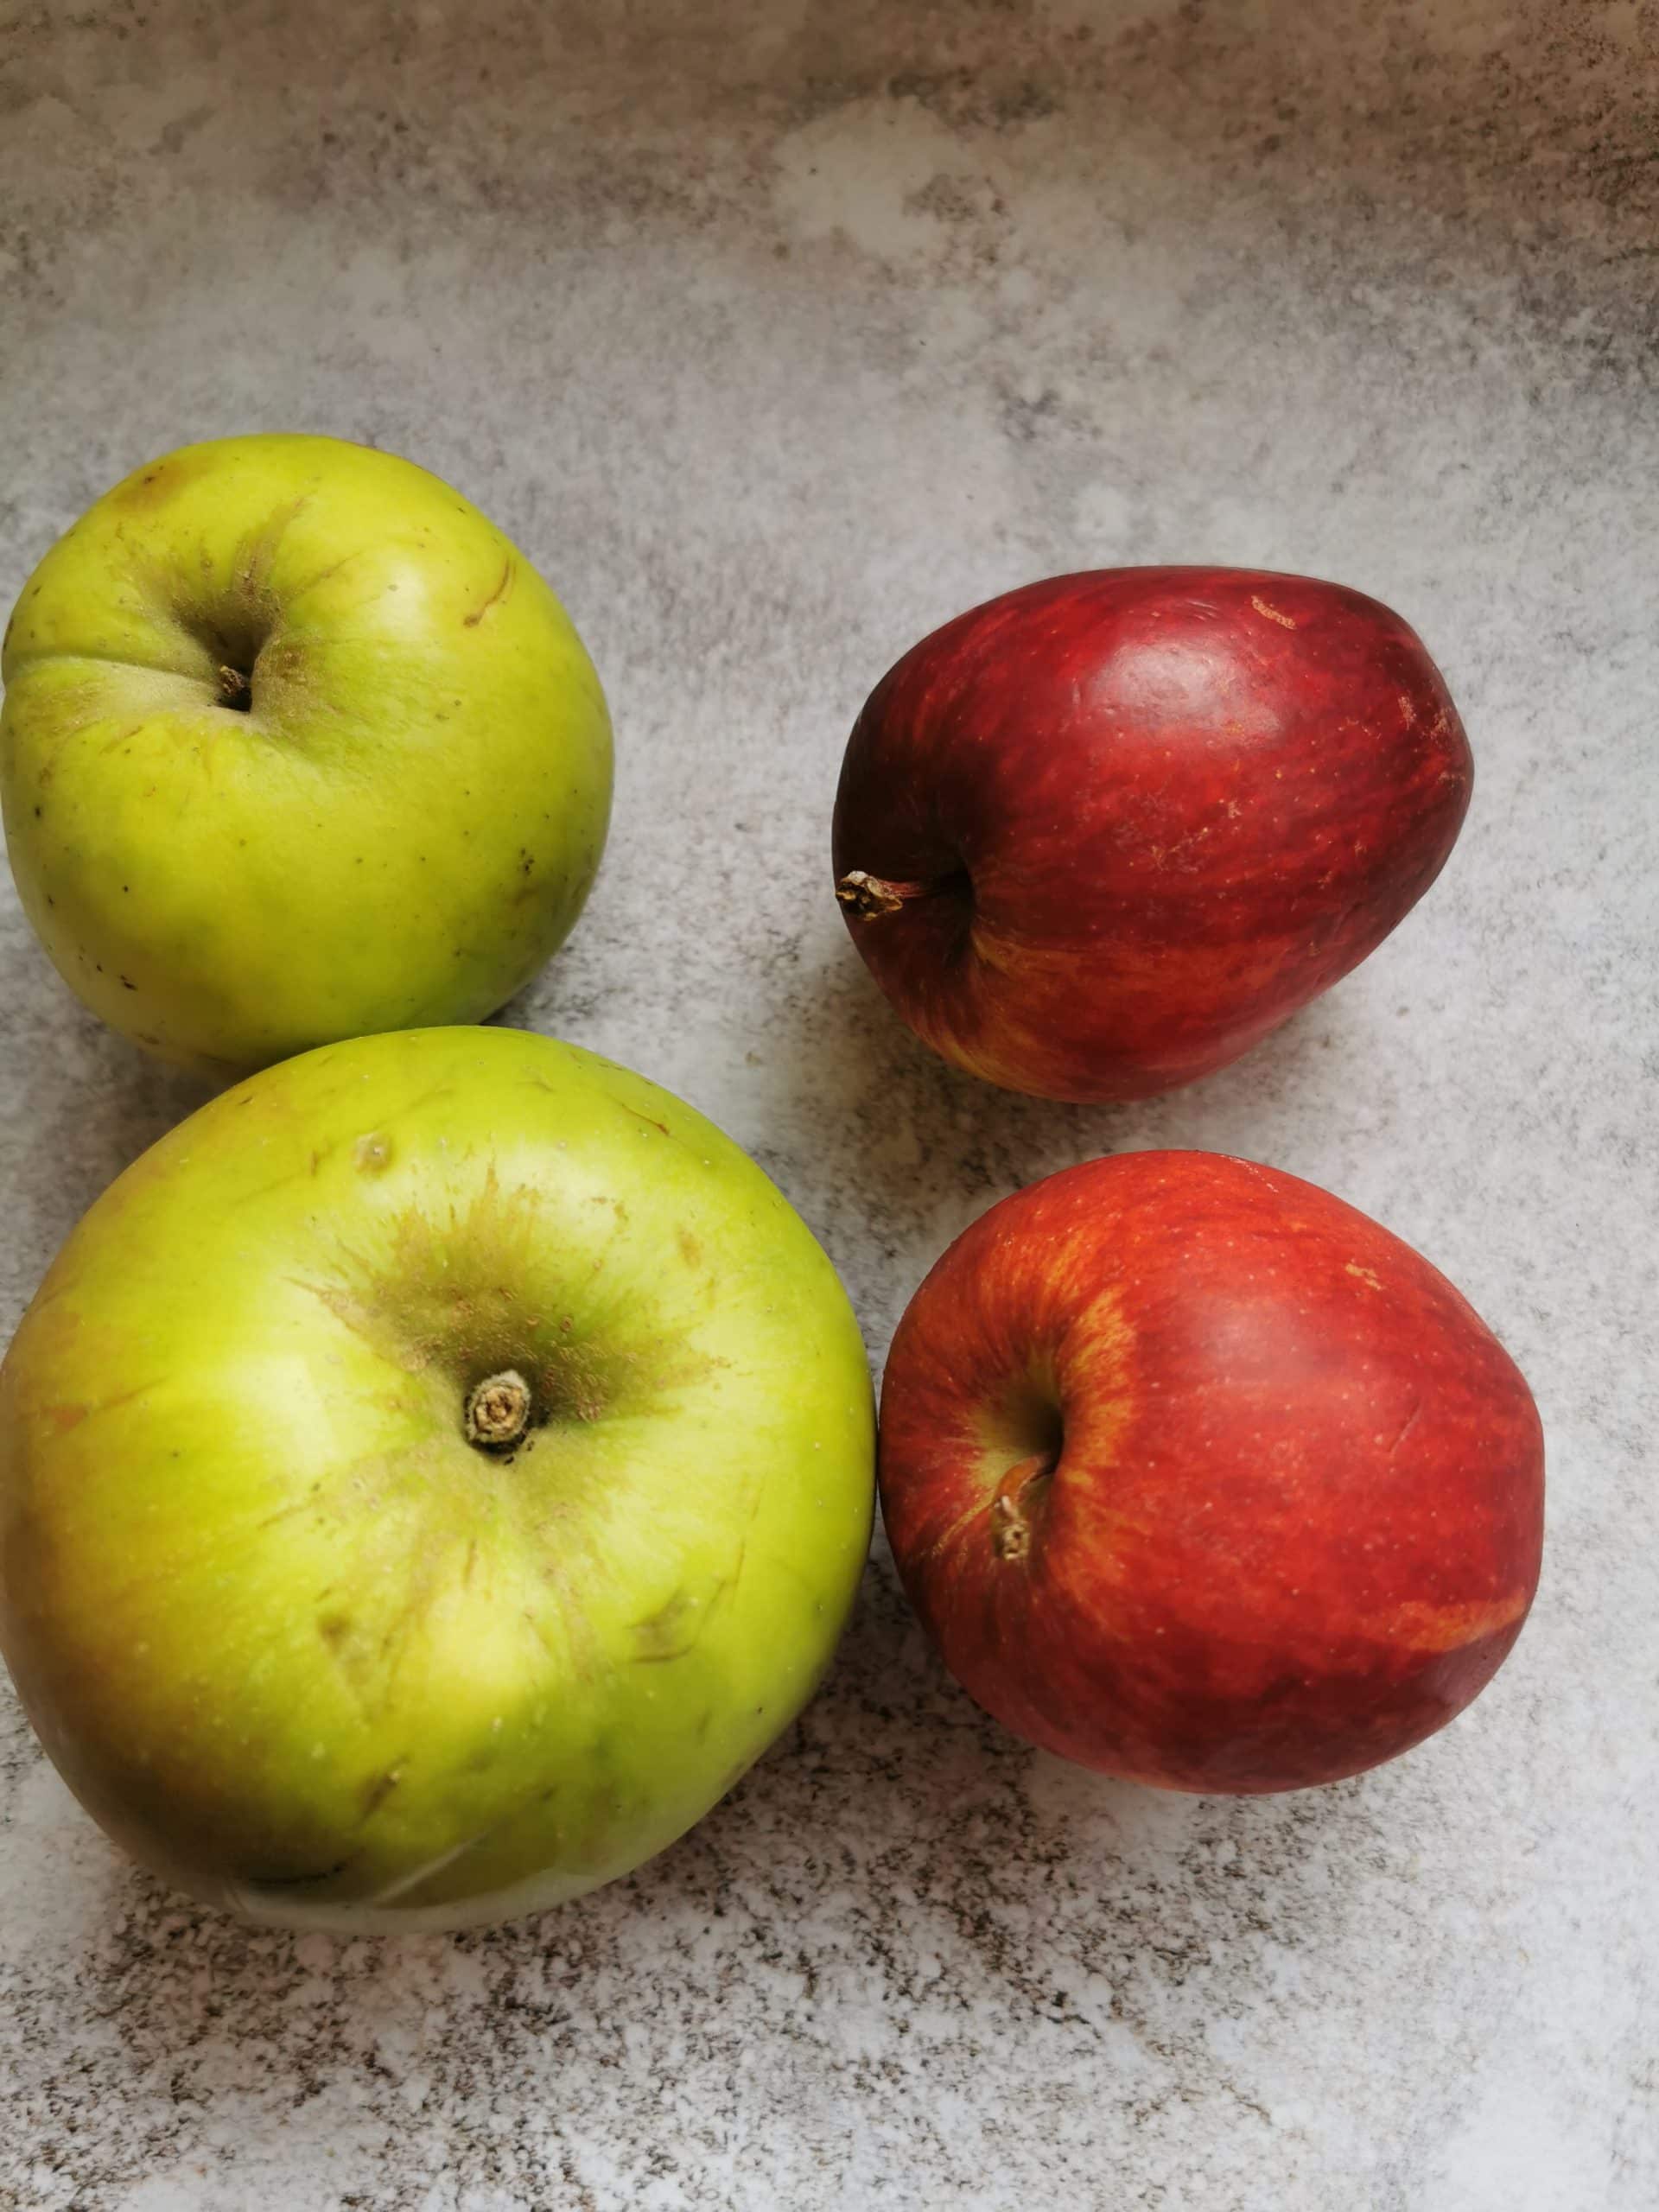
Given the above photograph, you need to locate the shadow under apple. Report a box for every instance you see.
[72,1546,1399,2128]
[0,978,217,1325]
[741,925,1385,1367]
[4,917,1397,2075]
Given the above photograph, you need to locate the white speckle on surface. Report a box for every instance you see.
[2,2,1656,2209]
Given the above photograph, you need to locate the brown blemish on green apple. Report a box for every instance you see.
[360,1767,403,1817]
[240,1855,359,1893]
[632,1551,741,1664]
[630,1586,700,1662]
[618,1102,672,1138]
[110,448,218,513]
[462,556,515,627]
[298,1175,713,1430]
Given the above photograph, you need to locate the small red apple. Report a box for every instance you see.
[878,1151,1543,1792]
[832,568,1471,1102]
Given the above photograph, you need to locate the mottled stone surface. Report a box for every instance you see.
[2,3,1655,2206]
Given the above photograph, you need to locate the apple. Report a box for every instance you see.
[0,1026,874,1929]
[877,1151,1543,1792]
[832,567,1471,1102]
[0,434,613,1078]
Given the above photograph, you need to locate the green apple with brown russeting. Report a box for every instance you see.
[0,434,612,1077]
[0,1027,874,1930]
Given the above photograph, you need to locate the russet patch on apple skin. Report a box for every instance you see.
[0,1026,876,1933]
[0,432,614,1078]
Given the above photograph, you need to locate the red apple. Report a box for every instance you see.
[877,1151,1543,1792]
[832,568,1471,1102]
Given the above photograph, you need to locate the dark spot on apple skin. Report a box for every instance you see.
[677,1228,702,1268]
[462,557,514,627]
[111,451,214,513]
[119,975,136,990]
[619,1102,671,1139]
[319,1614,352,1648]
[632,1587,700,1662]
[241,1858,356,1891]
[360,1768,401,1817]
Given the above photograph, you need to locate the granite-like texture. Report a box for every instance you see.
[2,3,1656,2206]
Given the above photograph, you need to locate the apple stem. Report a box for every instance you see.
[465,1369,532,1450]
[217,663,254,712]
[835,869,950,920]
[989,1450,1057,1562]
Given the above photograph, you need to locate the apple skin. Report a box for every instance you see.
[0,1027,874,1930]
[877,1151,1543,1793]
[832,568,1471,1103]
[0,435,613,1078]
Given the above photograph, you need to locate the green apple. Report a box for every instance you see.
[0,1027,874,1930]
[0,434,612,1077]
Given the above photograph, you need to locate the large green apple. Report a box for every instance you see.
[0,434,612,1077]
[0,1027,874,1930]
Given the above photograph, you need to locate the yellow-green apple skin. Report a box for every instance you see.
[0,435,613,1077]
[0,1027,874,1931]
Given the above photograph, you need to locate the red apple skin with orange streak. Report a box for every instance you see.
[878,1153,1544,1793]
[832,568,1472,1103]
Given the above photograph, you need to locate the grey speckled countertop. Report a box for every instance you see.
[3,4,1656,2208]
